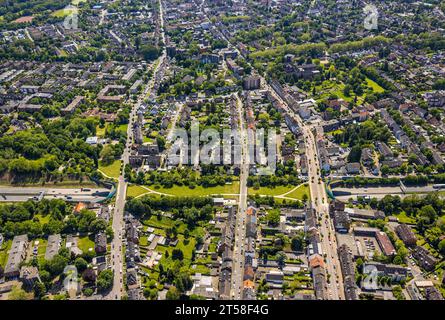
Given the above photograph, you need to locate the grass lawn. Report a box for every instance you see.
[143,215,177,230]
[393,211,416,224]
[365,78,385,93]
[150,181,240,197]
[72,0,87,4]
[155,234,196,270]
[127,185,150,198]
[51,8,78,18]
[35,214,50,225]
[144,216,204,238]
[96,124,107,137]
[326,129,344,136]
[0,240,12,268]
[284,184,311,200]
[32,239,48,263]
[99,160,121,178]
[78,236,95,253]
[248,185,295,196]
[140,236,148,247]
[118,124,128,134]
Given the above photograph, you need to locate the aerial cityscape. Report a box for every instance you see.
[0,0,445,303]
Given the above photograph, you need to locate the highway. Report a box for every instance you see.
[107,0,167,300]
[230,93,249,300]
[0,187,110,203]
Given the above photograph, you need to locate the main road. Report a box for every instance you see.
[230,93,249,300]
[107,0,167,300]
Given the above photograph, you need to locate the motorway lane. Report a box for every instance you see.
[303,128,344,300]
[107,0,167,300]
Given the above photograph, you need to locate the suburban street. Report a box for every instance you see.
[107,0,166,300]
[231,93,249,300]
[303,126,344,300]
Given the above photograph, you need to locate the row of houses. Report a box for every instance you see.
[304,205,328,299]
[242,205,258,300]
[218,205,236,299]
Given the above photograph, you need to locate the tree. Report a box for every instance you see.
[174,272,193,293]
[44,254,68,277]
[172,248,184,261]
[419,205,437,224]
[276,251,286,269]
[166,286,180,300]
[156,136,166,151]
[143,288,158,300]
[291,232,305,252]
[33,282,46,300]
[380,165,390,176]
[97,269,113,292]
[348,145,362,163]
[139,44,160,61]
[266,209,280,226]
[39,269,51,286]
[83,288,94,297]
[82,268,97,283]
[438,239,445,255]
[100,145,115,166]
[74,257,88,273]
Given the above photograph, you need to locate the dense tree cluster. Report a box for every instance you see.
[126,196,214,227]
[0,199,107,238]
[0,117,100,182]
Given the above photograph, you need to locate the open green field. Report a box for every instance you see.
[149,181,240,197]
[96,124,107,137]
[393,211,416,224]
[99,160,121,179]
[51,8,78,18]
[284,184,310,200]
[365,77,385,93]
[248,185,295,196]
[127,185,150,198]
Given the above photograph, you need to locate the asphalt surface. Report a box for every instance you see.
[261,78,345,300]
[230,93,249,300]
[107,0,167,300]
[0,187,110,203]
